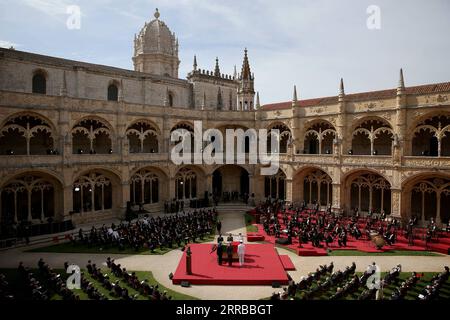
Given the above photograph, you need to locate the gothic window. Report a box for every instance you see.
[130,169,159,205]
[350,173,391,214]
[126,121,159,153]
[303,170,333,206]
[171,123,194,153]
[107,84,119,101]
[412,115,450,156]
[73,172,112,213]
[264,170,286,200]
[72,119,112,154]
[1,175,55,223]
[32,71,47,94]
[304,121,336,155]
[175,168,197,200]
[269,123,292,154]
[168,93,174,107]
[0,115,54,155]
[351,119,393,155]
[411,177,450,224]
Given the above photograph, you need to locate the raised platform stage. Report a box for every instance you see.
[248,210,450,256]
[172,243,291,286]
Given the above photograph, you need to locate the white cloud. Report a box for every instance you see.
[0,40,20,48]
[23,0,70,16]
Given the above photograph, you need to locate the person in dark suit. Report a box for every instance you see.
[217,241,223,265]
[217,220,222,234]
[217,234,224,243]
[226,242,233,266]
[227,233,233,242]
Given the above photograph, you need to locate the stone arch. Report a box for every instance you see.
[292,166,333,206]
[174,166,206,201]
[342,169,392,215]
[267,122,292,154]
[0,112,57,155]
[351,117,394,155]
[263,168,287,200]
[0,171,64,224]
[72,168,122,214]
[129,166,169,207]
[126,119,160,153]
[410,113,450,156]
[303,119,337,155]
[71,116,114,154]
[401,172,450,225]
[211,164,251,201]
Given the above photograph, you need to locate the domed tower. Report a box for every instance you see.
[237,49,255,111]
[133,8,180,77]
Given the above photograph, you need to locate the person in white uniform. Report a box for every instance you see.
[237,240,245,266]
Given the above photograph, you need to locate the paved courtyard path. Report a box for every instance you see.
[1,208,449,300]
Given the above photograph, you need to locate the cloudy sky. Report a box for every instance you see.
[1,0,449,104]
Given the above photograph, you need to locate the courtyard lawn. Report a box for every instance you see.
[294,272,450,300]
[0,268,197,300]
[328,250,440,257]
[27,234,215,255]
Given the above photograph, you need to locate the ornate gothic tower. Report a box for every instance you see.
[237,49,255,110]
[133,9,180,77]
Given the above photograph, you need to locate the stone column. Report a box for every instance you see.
[169,177,176,201]
[206,174,213,195]
[390,188,401,218]
[119,181,130,218]
[332,183,341,212]
[285,178,293,203]
[62,184,73,219]
[436,192,442,225]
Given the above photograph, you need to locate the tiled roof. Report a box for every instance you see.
[261,82,450,111]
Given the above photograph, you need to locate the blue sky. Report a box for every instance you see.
[1,0,449,104]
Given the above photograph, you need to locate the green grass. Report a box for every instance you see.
[27,234,215,255]
[245,213,258,232]
[0,268,197,300]
[294,272,450,300]
[328,250,440,257]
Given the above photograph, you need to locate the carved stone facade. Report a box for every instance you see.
[1,10,450,227]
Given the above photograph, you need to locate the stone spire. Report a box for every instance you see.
[397,68,405,95]
[241,48,251,80]
[339,78,345,102]
[60,71,67,96]
[193,55,197,71]
[214,57,221,77]
[292,85,298,107]
[233,65,237,80]
[237,48,255,110]
[256,92,261,109]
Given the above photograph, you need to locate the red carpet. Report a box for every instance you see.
[279,255,296,271]
[172,243,290,285]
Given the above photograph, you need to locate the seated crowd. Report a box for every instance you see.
[270,261,449,300]
[0,258,175,301]
[256,199,401,249]
[70,209,218,252]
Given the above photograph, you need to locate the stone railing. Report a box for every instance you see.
[0,155,62,168]
[403,156,450,169]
